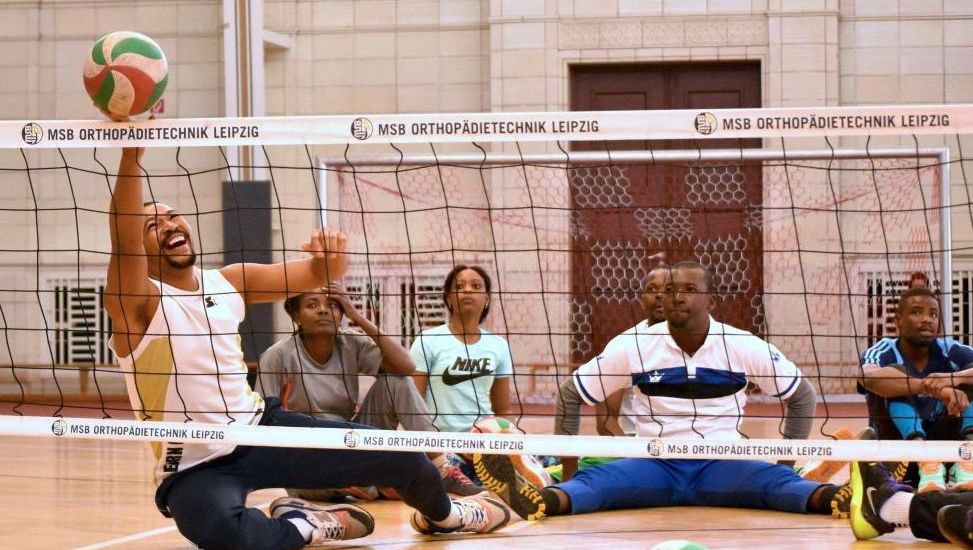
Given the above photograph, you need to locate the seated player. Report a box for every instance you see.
[106,145,509,549]
[410,264,550,490]
[474,261,848,521]
[549,264,669,482]
[598,263,669,437]
[258,283,484,498]
[859,286,973,492]
[411,264,512,433]
[849,459,973,547]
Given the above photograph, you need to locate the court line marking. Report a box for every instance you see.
[72,499,275,550]
[74,499,539,549]
[72,525,179,550]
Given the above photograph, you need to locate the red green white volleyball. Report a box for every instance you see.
[649,541,709,550]
[472,416,521,434]
[83,31,168,118]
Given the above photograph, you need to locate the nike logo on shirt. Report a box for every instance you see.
[441,356,495,386]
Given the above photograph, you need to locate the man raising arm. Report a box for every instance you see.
[106,146,509,550]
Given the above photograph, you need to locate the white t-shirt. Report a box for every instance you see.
[573,317,802,440]
[111,268,264,484]
[410,323,513,432]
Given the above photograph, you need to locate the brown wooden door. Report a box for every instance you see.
[569,62,762,364]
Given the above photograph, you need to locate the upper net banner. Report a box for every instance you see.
[3,103,970,149]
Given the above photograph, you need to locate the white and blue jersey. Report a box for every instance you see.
[573,317,803,439]
[861,337,973,423]
[560,316,819,516]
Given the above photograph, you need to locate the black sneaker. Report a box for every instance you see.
[827,429,876,519]
[891,460,911,482]
[937,504,973,549]
[473,453,546,521]
[849,461,911,540]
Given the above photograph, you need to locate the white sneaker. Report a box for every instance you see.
[410,494,511,534]
[269,496,374,544]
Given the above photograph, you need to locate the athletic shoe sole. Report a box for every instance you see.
[938,505,973,550]
[269,498,375,540]
[849,462,878,540]
[511,454,553,488]
[473,453,546,521]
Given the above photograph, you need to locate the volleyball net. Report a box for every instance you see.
[0,104,971,461]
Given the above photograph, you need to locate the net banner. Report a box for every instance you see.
[2,103,970,149]
[2,415,971,462]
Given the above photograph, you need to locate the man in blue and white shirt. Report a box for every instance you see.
[860,286,973,492]
[474,261,844,521]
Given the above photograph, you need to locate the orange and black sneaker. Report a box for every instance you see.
[830,482,852,519]
[473,453,546,521]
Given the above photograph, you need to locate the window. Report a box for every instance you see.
[49,277,113,365]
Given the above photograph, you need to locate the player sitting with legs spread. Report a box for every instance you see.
[258,283,484,499]
[859,286,973,492]
[848,460,973,547]
[474,261,848,521]
[105,146,509,550]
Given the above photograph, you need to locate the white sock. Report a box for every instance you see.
[431,501,463,528]
[286,517,315,541]
[878,492,913,528]
[431,454,448,469]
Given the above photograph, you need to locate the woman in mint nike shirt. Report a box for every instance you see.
[410,264,512,433]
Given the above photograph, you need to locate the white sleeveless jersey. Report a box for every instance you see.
[112,268,264,484]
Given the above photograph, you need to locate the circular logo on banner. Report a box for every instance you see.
[344,430,360,448]
[694,112,717,135]
[960,442,973,461]
[350,118,373,140]
[647,437,665,457]
[22,123,43,145]
[51,419,67,436]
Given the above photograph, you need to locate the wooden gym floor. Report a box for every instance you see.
[0,403,952,549]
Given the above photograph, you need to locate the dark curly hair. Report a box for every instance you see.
[442,264,492,323]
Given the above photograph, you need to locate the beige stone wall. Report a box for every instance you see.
[263,0,488,115]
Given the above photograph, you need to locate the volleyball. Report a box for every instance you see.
[82,31,168,118]
[471,416,522,435]
[649,540,709,550]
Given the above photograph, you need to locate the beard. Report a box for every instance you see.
[902,333,934,347]
[164,250,197,269]
[648,309,666,325]
[665,312,689,329]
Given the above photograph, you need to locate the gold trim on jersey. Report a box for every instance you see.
[132,337,175,461]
